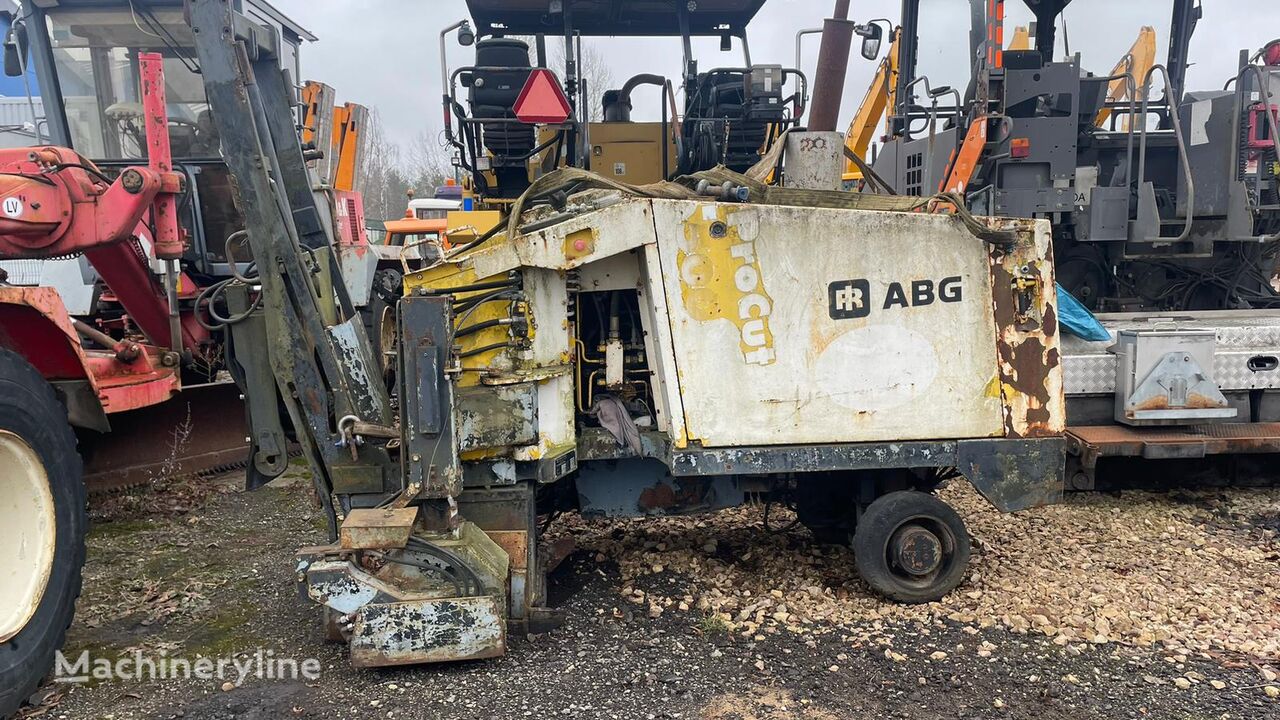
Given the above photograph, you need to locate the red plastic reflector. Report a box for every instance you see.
[513,69,572,124]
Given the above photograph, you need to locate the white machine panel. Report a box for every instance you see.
[650,200,1005,447]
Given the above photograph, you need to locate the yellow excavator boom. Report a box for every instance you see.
[842,27,901,182]
[1008,25,1030,51]
[1095,26,1158,129]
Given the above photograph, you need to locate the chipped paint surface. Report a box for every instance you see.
[303,559,382,614]
[335,243,378,306]
[651,200,1009,447]
[349,596,505,666]
[639,243,690,447]
[429,197,658,280]
[675,204,776,366]
[300,521,511,666]
[456,384,537,452]
[987,219,1065,438]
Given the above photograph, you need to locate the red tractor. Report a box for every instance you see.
[0,0,383,707]
[0,51,230,714]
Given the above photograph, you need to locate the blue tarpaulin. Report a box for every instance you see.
[1056,284,1111,342]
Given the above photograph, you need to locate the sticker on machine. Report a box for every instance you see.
[3,197,22,218]
[828,276,962,319]
[813,325,938,412]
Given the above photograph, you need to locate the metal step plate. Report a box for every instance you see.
[1067,422,1280,460]
[1061,310,1280,395]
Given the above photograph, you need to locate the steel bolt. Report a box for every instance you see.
[120,169,145,194]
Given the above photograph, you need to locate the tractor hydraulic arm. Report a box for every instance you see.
[0,52,185,260]
[0,146,184,259]
[0,53,208,354]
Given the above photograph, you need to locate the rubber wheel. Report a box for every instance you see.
[853,491,970,604]
[0,348,85,717]
[362,268,402,387]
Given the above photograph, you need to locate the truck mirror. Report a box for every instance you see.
[3,21,27,78]
[860,24,883,61]
[3,43,20,77]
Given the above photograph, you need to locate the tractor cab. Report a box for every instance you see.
[2,0,312,280]
[444,0,807,203]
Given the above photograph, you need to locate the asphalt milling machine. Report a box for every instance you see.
[193,0,1059,669]
[0,0,1275,713]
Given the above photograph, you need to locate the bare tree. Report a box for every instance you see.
[357,109,412,221]
[356,111,459,223]
[406,128,453,195]
[553,41,613,122]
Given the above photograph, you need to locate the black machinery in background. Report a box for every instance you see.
[868,0,1280,312]
[442,0,807,201]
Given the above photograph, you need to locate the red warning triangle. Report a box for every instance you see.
[513,69,572,124]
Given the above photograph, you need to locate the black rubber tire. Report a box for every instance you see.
[853,490,970,604]
[0,348,85,718]
[362,268,402,386]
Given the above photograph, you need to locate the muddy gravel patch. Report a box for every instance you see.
[553,483,1280,663]
[22,477,1280,719]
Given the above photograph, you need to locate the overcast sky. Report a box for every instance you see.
[271,0,1279,154]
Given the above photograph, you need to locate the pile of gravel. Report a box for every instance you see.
[551,484,1280,667]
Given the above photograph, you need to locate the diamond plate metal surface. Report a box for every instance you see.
[1062,311,1280,395]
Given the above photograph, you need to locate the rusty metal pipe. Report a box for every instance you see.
[808,0,855,132]
[73,319,140,362]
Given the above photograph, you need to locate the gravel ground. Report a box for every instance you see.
[19,473,1280,720]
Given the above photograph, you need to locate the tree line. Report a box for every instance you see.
[357,109,454,224]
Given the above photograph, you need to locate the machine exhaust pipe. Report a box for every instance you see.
[807,0,855,132]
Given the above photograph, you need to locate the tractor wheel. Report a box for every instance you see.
[0,349,85,718]
[853,491,970,604]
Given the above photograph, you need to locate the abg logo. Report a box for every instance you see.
[828,277,963,320]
